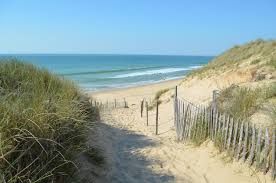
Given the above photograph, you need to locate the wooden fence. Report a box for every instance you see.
[90,98,128,109]
[174,88,276,179]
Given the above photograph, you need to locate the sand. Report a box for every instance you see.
[88,78,273,183]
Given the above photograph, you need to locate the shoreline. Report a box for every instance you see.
[88,77,182,104]
[87,77,183,95]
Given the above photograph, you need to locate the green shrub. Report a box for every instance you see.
[216,85,267,120]
[0,60,99,182]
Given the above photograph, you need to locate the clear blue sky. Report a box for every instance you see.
[0,0,275,55]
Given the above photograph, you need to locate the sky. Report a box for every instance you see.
[0,0,275,56]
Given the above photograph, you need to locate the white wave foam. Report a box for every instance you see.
[111,66,202,78]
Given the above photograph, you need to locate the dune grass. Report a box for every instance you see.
[188,39,276,78]
[148,88,169,110]
[0,59,99,183]
[216,85,263,119]
[215,83,276,120]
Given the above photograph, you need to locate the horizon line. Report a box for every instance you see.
[0,53,215,57]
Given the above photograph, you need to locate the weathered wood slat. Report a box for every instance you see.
[232,121,239,153]
[247,125,256,165]
[222,114,226,142]
[236,121,244,160]
[193,107,200,139]
[242,122,249,162]
[182,101,187,140]
[178,101,183,140]
[208,107,212,138]
[212,108,216,140]
[224,116,230,148]
[188,105,193,139]
[187,105,193,139]
[204,106,208,139]
[214,111,219,139]
[178,100,182,140]
[218,113,221,136]
[271,130,276,179]
[191,106,196,140]
[210,108,214,140]
[227,118,234,150]
[256,128,262,169]
[200,106,205,139]
[183,103,190,140]
[155,101,159,135]
[263,128,270,174]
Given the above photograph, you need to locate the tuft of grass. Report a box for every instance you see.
[154,88,169,101]
[216,83,276,121]
[0,59,99,183]
[251,59,261,65]
[148,88,169,110]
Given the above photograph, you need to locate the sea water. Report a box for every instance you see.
[0,54,213,91]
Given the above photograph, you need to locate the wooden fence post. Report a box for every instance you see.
[263,128,270,173]
[227,118,234,150]
[247,125,256,165]
[124,98,127,108]
[271,129,276,179]
[141,99,144,117]
[224,116,230,148]
[242,122,249,162]
[146,102,149,126]
[174,86,178,127]
[256,128,262,168]
[156,101,159,135]
[232,121,239,153]
[212,90,219,111]
[236,121,244,160]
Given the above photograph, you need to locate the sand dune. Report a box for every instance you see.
[89,78,274,183]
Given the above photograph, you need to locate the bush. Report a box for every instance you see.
[216,85,267,120]
[0,60,99,182]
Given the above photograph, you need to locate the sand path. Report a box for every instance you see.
[93,106,269,183]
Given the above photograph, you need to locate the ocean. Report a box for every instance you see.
[0,54,213,91]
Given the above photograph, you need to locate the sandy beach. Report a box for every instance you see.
[88,77,274,183]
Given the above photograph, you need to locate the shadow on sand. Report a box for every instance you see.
[85,121,192,183]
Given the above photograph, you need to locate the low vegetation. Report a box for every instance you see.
[215,83,276,120]
[188,39,276,78]
[148,88,169,110]
[0,60,100,183]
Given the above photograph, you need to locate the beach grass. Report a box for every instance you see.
[188,39,276,78]
[148,88,169,110]
[216,83,276,120]
[0,59,99,182]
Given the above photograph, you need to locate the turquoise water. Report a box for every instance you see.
[0,54,213,91]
